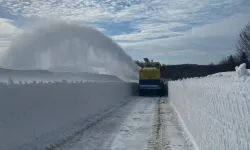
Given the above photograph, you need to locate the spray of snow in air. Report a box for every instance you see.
[2,20,139,80]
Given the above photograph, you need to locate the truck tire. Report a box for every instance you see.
[159,88,164,97]
[139,89,144,96]
[159,81,165,97]
[165,82,168,97]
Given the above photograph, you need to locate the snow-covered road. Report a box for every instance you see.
[55,97,194,150]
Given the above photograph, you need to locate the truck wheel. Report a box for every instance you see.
[159,89,164,97]
[165,83,168,97]
[139,89,144,96]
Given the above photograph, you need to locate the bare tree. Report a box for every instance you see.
[236,21,250,58]
[219,55,236,70]
[235,51,248,65]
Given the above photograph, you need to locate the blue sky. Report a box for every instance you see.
[0,0,250,65]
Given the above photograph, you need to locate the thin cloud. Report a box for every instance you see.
[122,14,250,64]
[0,0,247,22]
[0,0,249,64]
[112,22,186,41]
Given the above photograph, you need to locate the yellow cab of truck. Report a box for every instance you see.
[140,62,161,80]
[138,61,166,96]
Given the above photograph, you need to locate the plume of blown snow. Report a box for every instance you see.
[2,20,139,80]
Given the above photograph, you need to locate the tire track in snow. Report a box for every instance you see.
[147,97,171,150]
[105,97,156,150]
[53,97,140,150]
[163,101,195,150]
[147,98,194,150]
[56,97,156,150]
[54,97,194,150]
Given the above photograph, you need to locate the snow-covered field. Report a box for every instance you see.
[169,64,250,150]
[0,81,137,150]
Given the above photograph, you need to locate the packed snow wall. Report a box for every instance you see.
[169,71,250,149]
[0,81,138,150]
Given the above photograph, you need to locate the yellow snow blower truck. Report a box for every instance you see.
[138,58,167,96]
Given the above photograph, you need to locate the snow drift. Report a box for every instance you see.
[169,64,250,149]
[208,63,250,78]
[1,20,139,80]
[0,81,137,150]
[0,67,124,83]
[235,63,250,77]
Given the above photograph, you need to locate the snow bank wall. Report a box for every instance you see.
[0,81,137,150]
[169,77,250,150]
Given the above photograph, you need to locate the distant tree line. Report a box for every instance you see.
[135,21,250,80]
[160,64,238,80]
[219,21,250,69]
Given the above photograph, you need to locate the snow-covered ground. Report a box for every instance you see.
[0,81,136,150]
[0,70,124,83]
[3,62,249,150]
[169,63,250,150]
[0,77,193,150]
[208,63,250,78]
[55,97,195,150]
